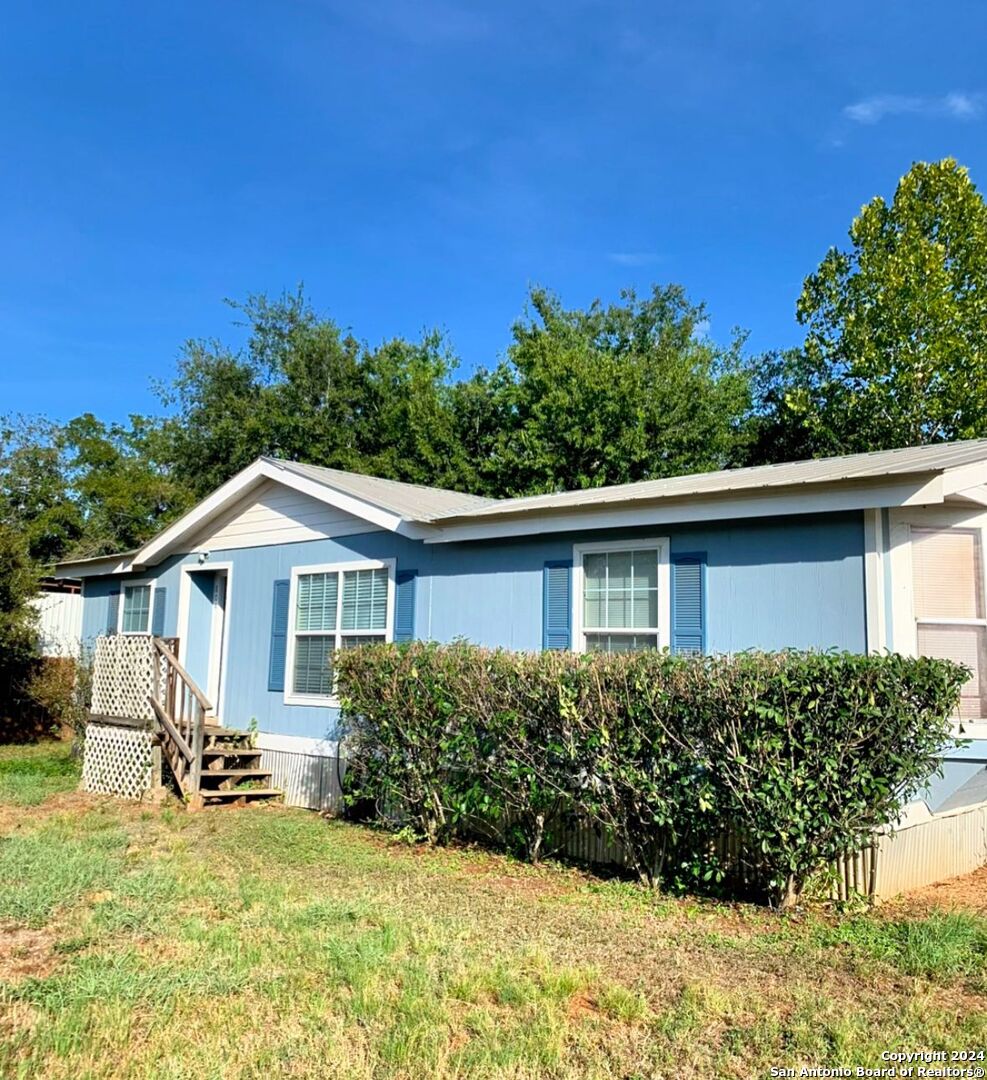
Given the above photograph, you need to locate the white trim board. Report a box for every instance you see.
[863,509,887,654]
[256,732,342,757]
[134,460,427,568]
[186,479,384,552]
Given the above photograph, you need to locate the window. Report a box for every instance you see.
[120,582,153,634]
[912,527,987,719]
[286,561,394,703]
[573,540,669,654]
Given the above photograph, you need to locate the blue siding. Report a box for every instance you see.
[183,572,215,692]
[78,511,867,740]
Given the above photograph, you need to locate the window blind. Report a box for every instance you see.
[912,528,984,619]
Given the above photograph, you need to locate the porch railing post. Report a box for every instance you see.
[147,635,212,803]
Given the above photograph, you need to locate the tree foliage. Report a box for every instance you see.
[157,290,479,499]
[155,286,753,502]
[0,523,40,724]
[0,414,188,564]
[7,157,987,564]
[753,159,987,459]
[469,286,751,494]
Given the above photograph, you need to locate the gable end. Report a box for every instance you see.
[186,479,383,552]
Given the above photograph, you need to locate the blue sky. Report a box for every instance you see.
[2,1,987,424]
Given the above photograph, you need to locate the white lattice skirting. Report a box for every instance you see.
[82,723,153,800]
[91,634,162,721]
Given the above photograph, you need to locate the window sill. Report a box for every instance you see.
[284,692,340,709]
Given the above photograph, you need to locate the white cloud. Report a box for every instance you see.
[843,92,983,125]
[607,252,661,267]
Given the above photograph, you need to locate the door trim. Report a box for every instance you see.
[176,561,234,721]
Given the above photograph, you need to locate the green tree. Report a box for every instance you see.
[0,417,84,565]
[157,290,472,498]
[480,285,751,495]
[788,158,987,454]
[0,413,189,564]
[0,523,39,722]
[63,414,192,557]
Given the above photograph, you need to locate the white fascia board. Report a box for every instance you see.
[135,459,271,566]
[425,477,945,544]
[257,465,405,533]
[135,459,420,566]
[948,484,987,508]
[941,461,987,496]
[52,555,138,579]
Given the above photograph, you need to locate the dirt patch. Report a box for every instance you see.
[0,922,61,985]
[567,991,601,1020]
[887,863,987,916]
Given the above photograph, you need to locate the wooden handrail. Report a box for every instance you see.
[149,636,212,797]
[152,638,212,712]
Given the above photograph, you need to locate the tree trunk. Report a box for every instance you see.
[776,875,800,911]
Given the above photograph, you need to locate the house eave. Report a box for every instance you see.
[423,474,947,544]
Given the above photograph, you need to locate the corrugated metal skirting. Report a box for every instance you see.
[874,804,987,897]
[261,749,346,813]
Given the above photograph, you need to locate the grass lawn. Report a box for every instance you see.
[1,742,986,1079]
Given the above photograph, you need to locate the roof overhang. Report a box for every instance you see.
[424,473,959,544]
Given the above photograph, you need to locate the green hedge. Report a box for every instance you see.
[336,644,965,906]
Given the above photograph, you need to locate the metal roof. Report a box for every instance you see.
[265,457,495,521]
[430,439,987,523]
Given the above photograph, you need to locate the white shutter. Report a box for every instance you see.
[911,528,984,619]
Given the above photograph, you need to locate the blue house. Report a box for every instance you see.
[58,442,987,831]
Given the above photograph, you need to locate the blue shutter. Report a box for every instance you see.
[394,570,417,642]
[268,579,291,692]
[543,560,572,651]
[106,591,120,635]
[150,587,167,637]
[672,554,706,655]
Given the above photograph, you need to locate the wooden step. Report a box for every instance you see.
[203,724,245,737]
[202,749,263,769]
[203,730,255,751]
[199,768,271,777]
[198,769,273,791]
[197,787,282,806]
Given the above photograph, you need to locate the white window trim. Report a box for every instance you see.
[284,558,396,707]
[118,578,156,636]
[572,538,670,654]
